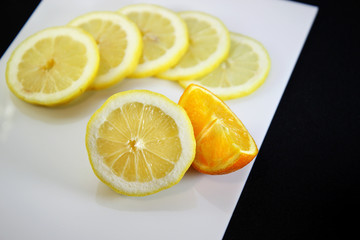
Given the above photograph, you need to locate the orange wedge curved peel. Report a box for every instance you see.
[178,84,258,174]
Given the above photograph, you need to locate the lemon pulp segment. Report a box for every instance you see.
[177,17,219,66]
[118,4,188,78]
[200,35,267,87]
[18,36,87,93]
[129,12,174,62]
[157,11,230,81]
[6,26,99,106]
[77,19,127,76]
[97,102,181,182]
[179,32,271,100]
[86,90,196,196]
[68,12,142,89]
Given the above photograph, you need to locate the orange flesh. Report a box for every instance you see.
[178,84,258,174]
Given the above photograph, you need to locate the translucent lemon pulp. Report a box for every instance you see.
[6,26,99,106]
[97,102,182,182]
[157,11,230,81]
[179,32,271,100]
[118,4,189,78]
[86,90,196,196]
[18,36,88,93]
[68,11,142,89]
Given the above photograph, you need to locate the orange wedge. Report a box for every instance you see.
[178,84,258,174]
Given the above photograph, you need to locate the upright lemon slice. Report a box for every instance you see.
[68,11,142,90]
[118,4,189,78]
[6,26,99,106]
[86,90,196,196]
[179,33,271,100]
[157,11,230,81]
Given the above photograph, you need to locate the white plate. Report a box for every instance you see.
[0,0,317,239]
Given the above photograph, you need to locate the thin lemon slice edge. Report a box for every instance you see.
[68,11,143,90]
[179,32,271,100]
[118,4,189,78]
[157,11,230,81]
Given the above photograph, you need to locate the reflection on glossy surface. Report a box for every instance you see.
[0,98,16,142]
[95,168,201,212]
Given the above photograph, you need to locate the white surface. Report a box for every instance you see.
[0,0,317,239]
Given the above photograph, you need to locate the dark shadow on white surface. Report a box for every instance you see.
[191,162,255,213]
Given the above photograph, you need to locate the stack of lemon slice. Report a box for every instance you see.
[6,3,270,106]
[5,3,270,196]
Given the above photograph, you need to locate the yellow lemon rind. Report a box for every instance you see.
[118,4,189,78]
[85,90,196,196]
[68,11,143,90]
[5,26,100,106]
[157,11,230,81]
[179,32,271,100]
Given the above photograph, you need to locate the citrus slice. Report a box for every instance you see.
[6,26,99,106]
[68,11,142,90]
[157,11,230,81]
[179,32,271,100]
[86,90,196,196]
[178,84,258,174]
[118,4,189,78]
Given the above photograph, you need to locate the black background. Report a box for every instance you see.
[1,1,359,239]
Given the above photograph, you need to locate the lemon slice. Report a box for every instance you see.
[68,11,142,90]
[6,26,99,106]
[118,4,189,78]
[157,11,230,81]
[179,32,271,100]
[85,90,196,196]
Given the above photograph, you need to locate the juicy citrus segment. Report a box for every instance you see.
[157,11,230,81]
[6,26,99,106]
[178,84,258,174]
[96,102,181,181]
[86,90,196,196]
[179,32,271,100]
[68,11,142,89]
[118,4,189,78]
